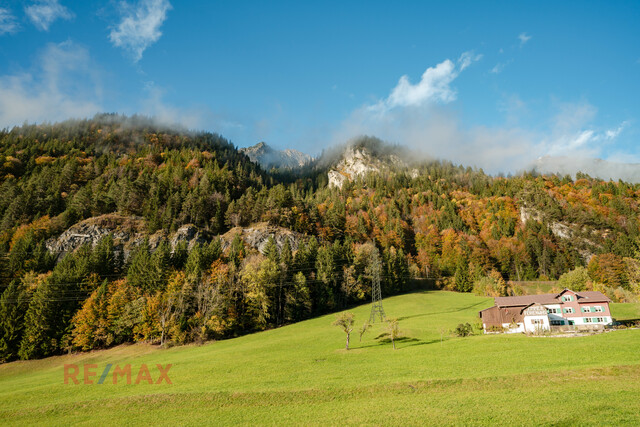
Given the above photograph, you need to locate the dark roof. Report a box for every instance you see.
[494,294,558,307]
[480,305,524,326]
[494,289,611,307]
[574,291,612,303]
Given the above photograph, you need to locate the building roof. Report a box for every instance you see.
[479,305,524,326]
[572,291,612,303]
[494,289,611,307]
[494,294,558,307]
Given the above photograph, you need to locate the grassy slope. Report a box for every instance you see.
[1,291,639,426]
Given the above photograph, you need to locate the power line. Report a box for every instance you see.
[0,272,434,304]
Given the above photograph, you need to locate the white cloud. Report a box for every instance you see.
[491,62,506,74]
[0,41,102,128]
[370,51,481,113]
[518,32,532,46]
[543,103,628,158]
[335,58,635,176]
[458,51,483,71]
[333,53,549,173]
[491,55,513,74]
[552,101,597,133]
[336,101,539,173]
[138,81,253,140]
[25,0,74,31]
[605,121,628,140]
[0,8,20,35]
[109,0,172,62]
[386,59,457,107]
[140,81,206,129]
[545,130,598,157]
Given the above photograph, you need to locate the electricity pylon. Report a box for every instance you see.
[368,254,386,323]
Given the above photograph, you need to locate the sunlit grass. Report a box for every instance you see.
[1,291,639,425]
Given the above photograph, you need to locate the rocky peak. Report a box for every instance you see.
[240,142,312,169]
[327,139,417,188]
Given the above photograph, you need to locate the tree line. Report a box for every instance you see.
[1,118,640,361]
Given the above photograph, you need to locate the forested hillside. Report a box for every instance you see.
[1,115,639,361]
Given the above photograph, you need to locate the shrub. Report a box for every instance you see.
[454,323,473,337]
[557,267,590,291]
[473,271,505,296]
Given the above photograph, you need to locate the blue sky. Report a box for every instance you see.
[0,0,638,172]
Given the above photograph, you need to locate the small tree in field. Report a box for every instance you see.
[333,312,355,350]
[359,320,371,342]
[385,318,400,350]
[438,326,448,345]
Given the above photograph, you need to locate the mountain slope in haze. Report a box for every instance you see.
[321,136,418,188]
[240,142,312,169]
[531,156,640,183]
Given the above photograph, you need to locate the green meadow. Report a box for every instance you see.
[1,291,639,426]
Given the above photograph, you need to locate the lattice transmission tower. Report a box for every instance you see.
[368,253,386,323]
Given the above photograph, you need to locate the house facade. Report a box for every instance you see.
[479,289,612,333]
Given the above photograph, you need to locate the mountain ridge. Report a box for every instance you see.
[2,115,640,364]
[240,141,312,169]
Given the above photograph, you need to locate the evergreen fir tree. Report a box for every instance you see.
[18,281,56,359]
[0,280,30,362]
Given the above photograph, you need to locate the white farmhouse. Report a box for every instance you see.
[479,289,612,333]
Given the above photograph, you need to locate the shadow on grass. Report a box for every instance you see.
[617,318,640,326]
[356,335,445,349]
[397,300,489,322]
[403,339,441,348]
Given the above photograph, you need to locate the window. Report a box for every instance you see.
[562,295,573,302]
[593,306,604,312]
[584,318,592,323]
[531,319,543,325]
[563,307,574,314]
[581,306,590,313]
[595,317,604,323]
[547,308,560,314]
[551,320,565,326]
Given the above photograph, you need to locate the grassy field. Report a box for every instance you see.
[1,291,639,426]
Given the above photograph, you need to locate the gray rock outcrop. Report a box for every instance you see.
[45,214,210,261]
[221,223,305,254]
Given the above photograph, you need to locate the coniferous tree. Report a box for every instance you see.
[18,281,56,359]
[0,280,30,361]
[127,240,165,293]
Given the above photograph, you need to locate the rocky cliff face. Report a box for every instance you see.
[519,206,603,262]
[240,142,312,169]
[220,222,305,254]
[45,214,306,261]
[327,144,417,188]
[45,214,210,261]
